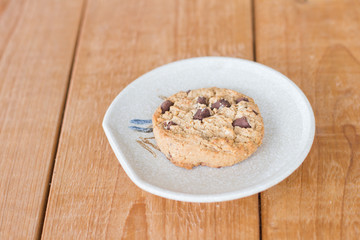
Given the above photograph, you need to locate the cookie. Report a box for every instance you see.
[152,87,264,169]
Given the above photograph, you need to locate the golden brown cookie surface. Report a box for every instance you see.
[153,87,264,169]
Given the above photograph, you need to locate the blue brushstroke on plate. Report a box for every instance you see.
[129,126,153,133]
[130,119,152,124]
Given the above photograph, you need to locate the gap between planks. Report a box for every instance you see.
[38,0,88,239]
[251,0,262,239]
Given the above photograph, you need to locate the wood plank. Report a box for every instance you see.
[0,0,84,239]
[41,0,259,239]
[255,0,360,239]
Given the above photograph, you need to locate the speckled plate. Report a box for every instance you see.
[103,57,315,202]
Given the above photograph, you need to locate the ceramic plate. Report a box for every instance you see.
[103,57,315,202]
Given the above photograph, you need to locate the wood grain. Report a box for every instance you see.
[41,0,259,239]
[0,0,84,239]
[255,0,360,239]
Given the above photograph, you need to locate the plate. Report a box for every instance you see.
[103,57,315,202]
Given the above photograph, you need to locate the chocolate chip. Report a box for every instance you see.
[161,100,174,113]
[193,108,211,120]
[253,110,258,115]
[211,99,231,109]
[235,97,249,103]
[186,90,191,94]
[232,117,251,128]
[197,96,207,105]
[163,121,177,130]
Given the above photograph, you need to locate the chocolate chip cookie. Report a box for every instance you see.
[152,87,264,169]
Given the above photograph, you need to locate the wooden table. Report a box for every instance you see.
[1,0,359,239]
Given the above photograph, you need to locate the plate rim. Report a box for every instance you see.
[103,56,316,202]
